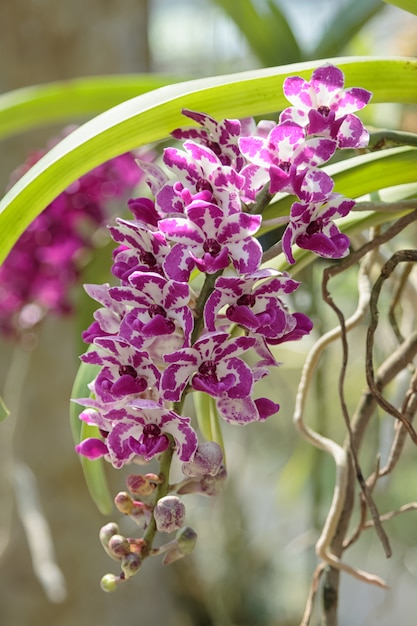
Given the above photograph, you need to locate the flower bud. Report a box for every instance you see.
[114,491,134,515]
[99,522,120,550]
[177,464,227,496]
[162,527,197,565]
[153,495,186,533]
[121,553,142,579]
[126,473,162,496]
[108,534,131,559]
[200,464,227,496]
[162,545,183,565]
[176,526,197,555]
[100,573,119,593]
[127,537,145,555]
[182,442,223,478]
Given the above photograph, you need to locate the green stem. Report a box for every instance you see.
[369,128,417,150]
[191,270,222,345]
[141,442,174,558]
[247,183,273,214]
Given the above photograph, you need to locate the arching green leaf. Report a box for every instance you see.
[0,74,180,141]
[383,0,417,16]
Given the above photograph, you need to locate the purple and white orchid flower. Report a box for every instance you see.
[239,120,336,201]
[204,269,312,345]
[109,271,193,352]
[76,402,198,467]
[81,336,161,407]
[171,109,247,171]
[161,331,256,402]
[280,64,372,148]
[159,199,262,281]
[282,193,355,263]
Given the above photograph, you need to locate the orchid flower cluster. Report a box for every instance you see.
[73,64,372,590]
[0,131,143,338]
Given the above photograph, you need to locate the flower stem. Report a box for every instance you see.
[141,443,174,558]
[191,270,222,345]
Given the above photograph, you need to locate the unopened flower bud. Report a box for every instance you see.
[108,534,131,559]
[176,526,197,555]
[162,527,197,565]
[100,573,119,593]
[182,442,223,478]
[99,522,120,550]
[121,553,142,579]
[162,545,184,565]
[177,464,227,496]
[200,464,227,496]
[127,537,145,555]
[154,495,186,533]
[126,473,162,496]
[114,491,134,514]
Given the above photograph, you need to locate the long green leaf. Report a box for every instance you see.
[0,395,10,421]
[383,0,417,15]
[1,57,417,264]
[0,75,180,141]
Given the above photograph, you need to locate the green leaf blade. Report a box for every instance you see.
[0,74,180,141]
[0,395,10,421]
[383,0,417,16]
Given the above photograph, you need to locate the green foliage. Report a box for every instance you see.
[211,0,384,65]
[311,0,383,60]
[383,0,417,15]
[210,0,301,65]
[0,395,9,421]
[0,75,180,141]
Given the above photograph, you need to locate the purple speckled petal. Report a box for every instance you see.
[332,86,372,115]
[183,140,221,166]
[336,114,369,148]
[238,135,269,162]
[163,244,195,282]
[159,216,203,245]
[161,351,198,401]
[163,146,200,184]
[283,76,314,108]
[298,168,334,202]
[135,159,169,196]
[216,395,260,424]
[294,137,336,167]
[162,417,198,462]
[216,356,254,398]
[227,236,263,274]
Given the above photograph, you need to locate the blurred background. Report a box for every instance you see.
[0,1,417,625]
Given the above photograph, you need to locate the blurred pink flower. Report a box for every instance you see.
[0,130,148,337]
